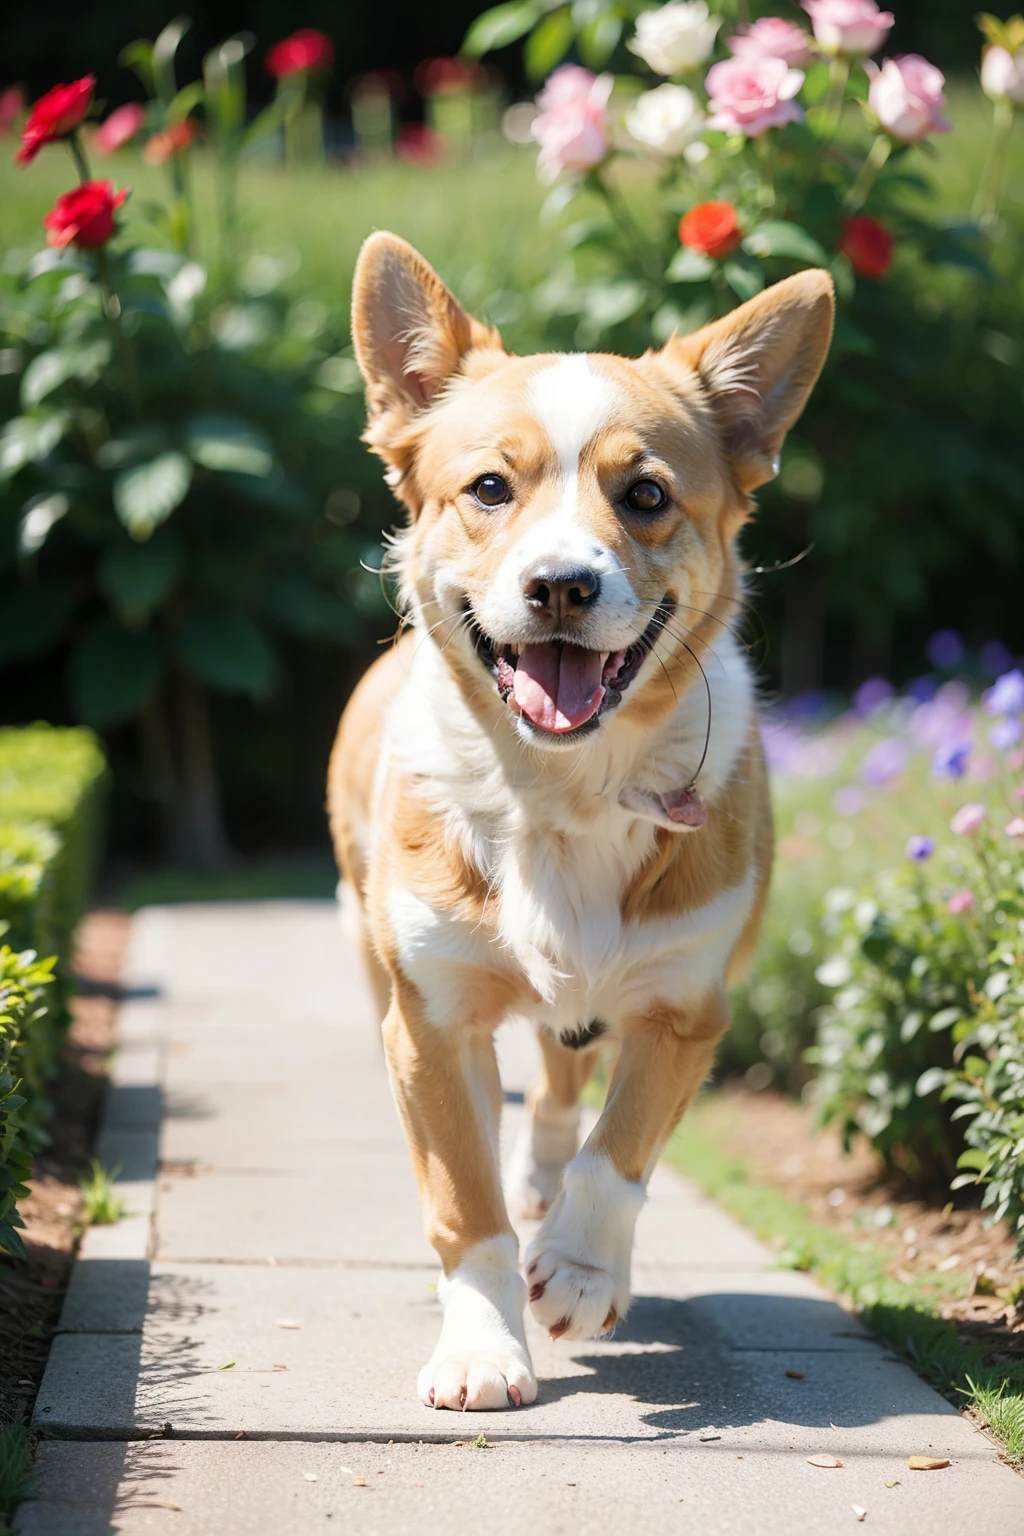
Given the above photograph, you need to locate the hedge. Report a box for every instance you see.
[0,725,107,1257]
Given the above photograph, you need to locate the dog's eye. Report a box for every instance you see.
[470,474,512,507]
[624,479,667,514]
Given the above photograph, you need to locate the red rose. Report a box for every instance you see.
[0,86,26,136]
[265,29,335,79]
[43,180,127,250]
[837,215,893,280]
[143,119,195,165]
[17,76,95,165]
[96,102,146,154]
[678,201,742,259]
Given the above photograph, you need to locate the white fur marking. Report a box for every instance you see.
[418,1234,538,1410]
[526,1150,645,1339]
[528,355,620,476]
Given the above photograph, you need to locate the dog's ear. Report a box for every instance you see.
[665,269,834,493]
[352,232,502,467]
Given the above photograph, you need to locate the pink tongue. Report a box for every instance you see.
[512,643,605,733]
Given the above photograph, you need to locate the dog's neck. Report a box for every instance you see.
[387,622,755,839]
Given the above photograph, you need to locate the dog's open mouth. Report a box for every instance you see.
[468,598,675,736]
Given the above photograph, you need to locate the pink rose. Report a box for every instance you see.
[950,803,986,836]
[981,45,1024,106]
[947,890,975,915]
[728,18,813,67]
[532,65,613,180]
[868,55,950,142]
[1005,817,1024,844]
[95,102,146,153]
[802,0,893,57]
[705,55,805,138]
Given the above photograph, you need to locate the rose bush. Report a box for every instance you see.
[465,2,1023,693]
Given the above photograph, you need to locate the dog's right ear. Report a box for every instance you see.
[352,232,501,475]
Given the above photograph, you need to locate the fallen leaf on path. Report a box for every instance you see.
[908,1456,949,1471]
[276,1318,301,1329]
[885,1479,900,1488]
[785,1370,805,1379]
[273,1363,288,1370]
[218,1362,235,1371]
[303,1474,318,1482]
[699,1433,721,1442]
[852,1506,866,1522]
[234,1432,245,1440]
[351,1477,367,1487]
[807,1454,843,1468]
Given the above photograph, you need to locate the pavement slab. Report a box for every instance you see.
[17,901,1024,1535]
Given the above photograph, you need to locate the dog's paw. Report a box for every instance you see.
[418,1344,537,1412]
[525,1247,620,1340]
[421,1235,538,1412]
[525,1150,645,1341]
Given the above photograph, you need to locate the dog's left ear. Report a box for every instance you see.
[352,231,502,470]
[666,269,834,493]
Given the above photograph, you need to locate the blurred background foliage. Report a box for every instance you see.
[0,2,1022,875]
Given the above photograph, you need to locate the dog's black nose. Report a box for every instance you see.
[521,562,600,623]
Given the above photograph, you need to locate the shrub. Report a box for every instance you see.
[465,3,1024,685]
[0,723,107,1256]
[0,22,380,869]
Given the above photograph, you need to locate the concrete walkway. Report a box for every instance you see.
[16,902,1024,1534]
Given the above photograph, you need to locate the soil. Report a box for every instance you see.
[0,910,131,1431]
[700,1086,1024,1366]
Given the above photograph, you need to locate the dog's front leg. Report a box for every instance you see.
[526,990,728,1340]
[382,983,537,1410]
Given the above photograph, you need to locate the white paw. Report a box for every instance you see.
[419,1236,538,1412]
[505,1099,580,1220]
[525,1150,645,1342]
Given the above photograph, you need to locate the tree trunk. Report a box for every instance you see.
[138,674,234,871]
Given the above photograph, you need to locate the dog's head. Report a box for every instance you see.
[352,232,833,751]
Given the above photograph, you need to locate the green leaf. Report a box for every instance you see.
[666,247,716,283]
[184,414,275,477]
[176,611,278,696]
[21,342,111,409]
[915,1066,949,1098]
[167,82,204,123]
[578,12,624,68]
[928,1006,962,1033]
[723,255,765,302]
[70,623,166,727]
[98,528,185,620]
[956,1148,990,1171]
[153,17,191,104]
[113,452,193,538]
[462,1,541,57]
[525,8,575,80]
[0,413,71,477]
[118,38,155,93]
[0,583,75,665]
[742,222,828,265]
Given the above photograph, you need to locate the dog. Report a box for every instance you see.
[328,231,833,1412]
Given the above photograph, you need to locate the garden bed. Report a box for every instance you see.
[0,909,129,1440]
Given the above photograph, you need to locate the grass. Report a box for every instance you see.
[0,1421,34,1533]
[122,853,339,909]
[77,1158,126,1226]
[666,1100,1024,1468]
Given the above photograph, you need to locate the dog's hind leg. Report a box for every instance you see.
[506,1029,600,1220]
[383,983,538,1412]
[526,990,728,1343]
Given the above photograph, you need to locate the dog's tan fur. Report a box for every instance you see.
[327,233,833,1411]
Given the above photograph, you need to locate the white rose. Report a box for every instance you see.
[628,2,721,76]
[626,82,703,154]
[981,44,1024,105]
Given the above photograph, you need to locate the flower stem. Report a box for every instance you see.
[973,98,1015,226]
[755,135,775,210]
[845,133,892,212]
[95,247,141,413]
[593,167,662,286]
[821,57,850,139]
[67,131,93,185]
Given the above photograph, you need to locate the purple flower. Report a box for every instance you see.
[833,785,864,816]
[985,668,1024,717]
[981,640,1014,679]
[990,717,1023,751]
[926,628,964,670]
[932,739,971,779]
[906,835,934,862]
[861,737,908,785]
[853,676,894,718]
[906,675,938,703]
